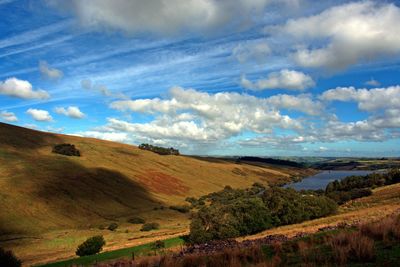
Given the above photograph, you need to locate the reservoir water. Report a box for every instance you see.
[285,170,376,191]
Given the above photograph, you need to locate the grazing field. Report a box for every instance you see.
[0,122,312,266]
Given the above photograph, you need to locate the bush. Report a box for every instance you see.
[76,236,106,257]
[107,223,118,231]
[52,143,80,156]
[169,205,191,213]
[141,222,160,231]
[0,248,21,267]
[128,217,145,224]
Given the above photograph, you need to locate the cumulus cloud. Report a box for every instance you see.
[0,77,50,99]
[104,86,326,144]
[39,60,63,80]
[52,0,272,35]
[55,106,85,119]
[241,69,315,90]
[75,130,128,142]
[320,86,400,112]
[279,1,400,70]
[26,108,53,122]
[0,110,18,122]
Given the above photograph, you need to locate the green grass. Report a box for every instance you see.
[36,237,184,267]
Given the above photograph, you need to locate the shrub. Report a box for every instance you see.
[128,217,145,224]
[52,143,80,156]
[76,236,106,257]
[107,223,118,231]
[0,248,21,267]
[141,222,160,231]
[169,205,190,213]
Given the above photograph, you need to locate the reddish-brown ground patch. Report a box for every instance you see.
[140,170,189,195]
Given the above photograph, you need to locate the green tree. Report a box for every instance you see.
[76,236,106,257]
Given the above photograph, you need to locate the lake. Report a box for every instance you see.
[284,170,376,191]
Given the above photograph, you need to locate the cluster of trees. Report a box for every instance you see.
[138,143,179,155]
[188,184,337,243]
[325,169,400,204]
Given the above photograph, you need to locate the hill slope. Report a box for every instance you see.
[0,122,312,237]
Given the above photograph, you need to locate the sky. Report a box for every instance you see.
[0,0,400,157]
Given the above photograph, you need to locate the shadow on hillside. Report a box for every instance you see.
[0,155,161,236]
[189,156,237,164]
[35,157,158,219]
[0,122,62,150]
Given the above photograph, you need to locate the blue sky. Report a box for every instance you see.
[0,0,400,156]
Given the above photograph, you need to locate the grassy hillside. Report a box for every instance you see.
[0,122,312,265]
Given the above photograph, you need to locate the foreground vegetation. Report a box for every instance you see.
[95,212,400,267]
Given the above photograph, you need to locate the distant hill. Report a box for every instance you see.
[237,156,305,168]
[0,122,311,237]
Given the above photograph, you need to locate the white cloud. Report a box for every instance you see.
[39,60,63,80]
[0,110,18,122]
[26,108,53,122]
[365,78,380,87]
[54,0,271,35]
[279,1,400,70]
[106,86,324,144]
[241,69,315,90]
[55,106,85,119]
[0,77,50,99]
[320,86,400,112]
[75,130,128,142]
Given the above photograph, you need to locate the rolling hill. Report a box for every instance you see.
[0,122,313,265]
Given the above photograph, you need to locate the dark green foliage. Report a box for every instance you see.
[262,187,338,225]
[169,205,190,213]
[188,184,336,243]
[0,247,21,267]
[326,188,372,204]
[141,222,160,231]
[325,168,400,204]
[128,217,145,224]
[138,143,179,155]
[76,236,105,257]
[107,223,118,231]
[52,143,80,156]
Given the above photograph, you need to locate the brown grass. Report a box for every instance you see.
[329,232,375,265]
